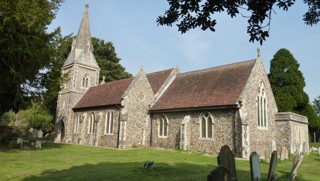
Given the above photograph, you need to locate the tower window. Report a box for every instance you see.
[82,75,90,88]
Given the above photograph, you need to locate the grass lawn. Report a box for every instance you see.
[1,143,319,181]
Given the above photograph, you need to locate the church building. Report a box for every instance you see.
[55,4,309,159]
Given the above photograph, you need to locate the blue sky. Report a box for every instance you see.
[48,0,319,101]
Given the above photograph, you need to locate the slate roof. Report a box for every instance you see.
[73,68,174,110]
[150,60,256,111]
[147,68,174,94]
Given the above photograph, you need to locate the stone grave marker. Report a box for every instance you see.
[264,150,270,162]
[38,130,43,138]
[17,138,23,148]
[267,150,277,181]
[289,154,304,180]
[271,140,276,151]
[250,152,261,181]
[207,165,229,181]
[218,145,237,181]
[35,140,42,149]
[280,146,288,160]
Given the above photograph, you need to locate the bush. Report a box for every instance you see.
[8,140,20,149]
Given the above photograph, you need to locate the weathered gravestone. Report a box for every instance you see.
[17,138,23,148]
[280,146,288,160]
[289,152,304,180]
[38,130,43,138]
[218,145,237,181]
[28,128,39,139]
[35,140,42,149]
[267,151,277,181]
[207,165,229,181]
[250,152,261,181]
[264,149,270,162]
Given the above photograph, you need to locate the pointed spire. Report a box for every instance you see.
[63,3,99,69]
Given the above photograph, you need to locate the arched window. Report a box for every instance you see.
[105,111,114,134]
[200,112,213,139]
[82,75,90,88]
[257,81,268,128]
[88,113,94,134]
[159,115,168,137]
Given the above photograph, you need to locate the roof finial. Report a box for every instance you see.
[99,76,106,85]
[257,48,261,57]
[85,2,89,14]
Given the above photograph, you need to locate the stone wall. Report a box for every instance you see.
[151,109,236,155]
[238,58,279,158]
[120,70,154,148]
[275,112,309,154]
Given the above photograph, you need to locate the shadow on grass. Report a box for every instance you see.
[21,161,253,181]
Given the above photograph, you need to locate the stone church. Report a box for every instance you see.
[55,4,309,159]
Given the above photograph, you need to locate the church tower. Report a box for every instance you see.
[55,4,100,143]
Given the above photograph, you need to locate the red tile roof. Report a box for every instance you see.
[151,60,256,111]
[147,68,174,94]
[73,68,174,110]
[73,77,134,109]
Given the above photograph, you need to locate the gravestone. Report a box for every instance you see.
[28,128,39,139]
[35,140,42,149]
[17,138,23,148]
[271,140,276,151]
[280,146,288,160]
[250,152,261,181]
[264,150,270,162]
[289,154,304,180]
[267,151,277,181]
[207,165,229,181]
[218,145,237,181]
[38,130,43,138]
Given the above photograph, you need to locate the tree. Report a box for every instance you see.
[313,96,320,116]
[42,36,132,116]
[157,0,320,45]
[0,0,63,114]
[268,48,320,131]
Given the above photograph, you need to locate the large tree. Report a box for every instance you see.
[0,0,63,114]
[42,36,131,116]
[313,96,320,116]
[268,48,320,131]
[157,0,320,44]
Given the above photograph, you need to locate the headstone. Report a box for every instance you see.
[250,152,261,181]
[267,151,277,181]
[318,147,320,155]
[264,150,270,162]
[207,165,229,181]
[271,140,277,151]
[35,140,42,149]
[280,146,288,160]
[17,138,23,148]
[218,145,237,181]
[28,128,39,139]
[289,154,304,180]
[38,130,43,138]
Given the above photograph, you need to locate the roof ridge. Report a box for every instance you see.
[179,59,256,76]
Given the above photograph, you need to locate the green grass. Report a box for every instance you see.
[0,143,319,181]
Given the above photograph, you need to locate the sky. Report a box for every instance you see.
[48,0,320,101]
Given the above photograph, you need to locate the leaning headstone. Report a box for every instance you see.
[289,154,304,180]
[250,152,261,181]
[207,165,229,181]
[218,145,237,181]
[267,151,277,181]
[38,130,43,138]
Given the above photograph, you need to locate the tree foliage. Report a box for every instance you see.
[1,101,53,133]
[157,0,320,44]
[0,0,63,114]
[313,96,320,116]
[268,48,320,130]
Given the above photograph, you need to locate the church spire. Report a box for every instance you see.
[63,3,99,69]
